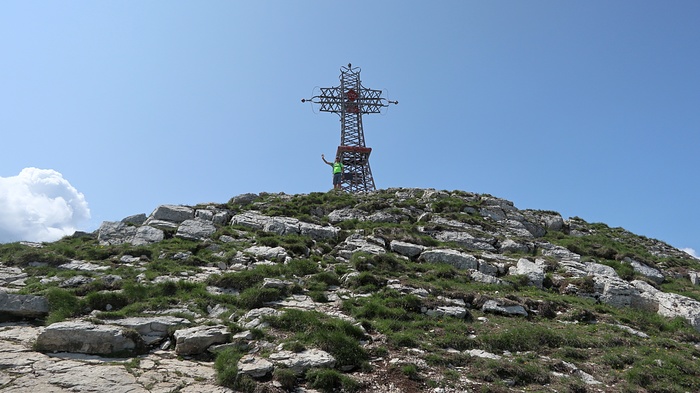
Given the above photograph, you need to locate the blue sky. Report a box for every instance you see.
[1,1,699,257]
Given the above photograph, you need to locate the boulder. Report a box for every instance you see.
[471,270,508,285]
[631,280,700,331]
[176,219,217,241]
[231,211,338,241]
[231,211,299,235]
[367,211,404,223]
[299,221,339,240]
[390,240,425,259]
[585,262,618,278]
[420,249,478,270]
[229,193,259,205]
[499,239,531,254]
[121,213,147,226]
[97,221,137,246]
[0,266,28,287]
[690,271,700,286]
[481,299,528,317]
[174,325,230,356]
[539,243,581,261]
[269,348,336,375]
[238,354,274,378]
[423,306,469,319]
[35,321,141,355]
[58,260,109,272]
[627,258,664,284]
[0,292,49,318]
[132,225,164,245]
[593,276,636,308]
[328,208,367,223]
[109,316,191,345]
[148,205,195,223]
[433,231,496,251]
[508,258,545,288]
[236,307,282,330]
[244,246,288,262]
[337,234,386,258]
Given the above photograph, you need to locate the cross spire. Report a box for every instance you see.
[303,64,397,193]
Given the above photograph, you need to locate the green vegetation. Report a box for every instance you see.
[264,308,369,370]
[2,189,700,392]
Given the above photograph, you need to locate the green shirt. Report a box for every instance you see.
[332,162,343,174]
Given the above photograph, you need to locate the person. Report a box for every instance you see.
[321,153,343,190]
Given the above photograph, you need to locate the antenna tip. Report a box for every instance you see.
[301,99,306,103]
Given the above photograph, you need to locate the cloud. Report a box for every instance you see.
[682,248,699,259]
[0,168,90,243]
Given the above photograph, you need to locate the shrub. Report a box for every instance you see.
[310,271,341,287]
[85,291,130,312]
[400,363,422,381]
[215,348,250,390]
[478,324,574,352]
[264,309,368,369]
[273,368,298,390]
[306,368,360,393]
[236,287,285,310]
[45,288,83,324]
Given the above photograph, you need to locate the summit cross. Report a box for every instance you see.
[303,63,397,193]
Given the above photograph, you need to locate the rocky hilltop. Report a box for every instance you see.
[1,188,700,393]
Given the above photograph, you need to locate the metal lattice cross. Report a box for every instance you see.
[303,64,397,193]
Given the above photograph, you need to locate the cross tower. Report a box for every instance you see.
[303,63,397,193]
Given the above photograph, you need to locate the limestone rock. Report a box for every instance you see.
[0,266,28,288]
[0,292,49,318]
[328,208,367,223]
[176,219,217,241]
[338,234,386,258]
[269,348,336,375]
[121,213,147,225]
[423,306,469,319]
[508,258,545,288]
[109,316,191,345]
[244,246,288,262]
[593,276,636,308]
[231,211,338,241]
[97,221,137,246]
[174,325,230,356]
[433,231,496,251]
[237,354,274,378]
[632,280,700,331]
[627,258,664,284]
[35,321,141,355]
[299,221,339,240]
[132,225,164,245]
[390,240,425,259]
[148,205,195,224]
[481,299,528,317]
[420,249,478,270]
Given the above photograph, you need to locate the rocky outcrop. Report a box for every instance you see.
[631,280,700,331]
[3,188,700,393]
[419,249,478,270]
[0,292,48,318]
[35,321,142,355]
[174,325,230,356]
[268,348,336,375]
[231,211,339,241]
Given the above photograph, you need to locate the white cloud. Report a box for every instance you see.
[682,248,699,259]
[0,168,90,243]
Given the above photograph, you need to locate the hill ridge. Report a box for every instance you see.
[1,187,700,393]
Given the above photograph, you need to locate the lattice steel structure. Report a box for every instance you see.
[303,63,397,193]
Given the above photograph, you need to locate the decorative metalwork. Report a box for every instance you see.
[303,63,397,193]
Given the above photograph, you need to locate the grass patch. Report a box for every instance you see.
[264,309,368,370]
